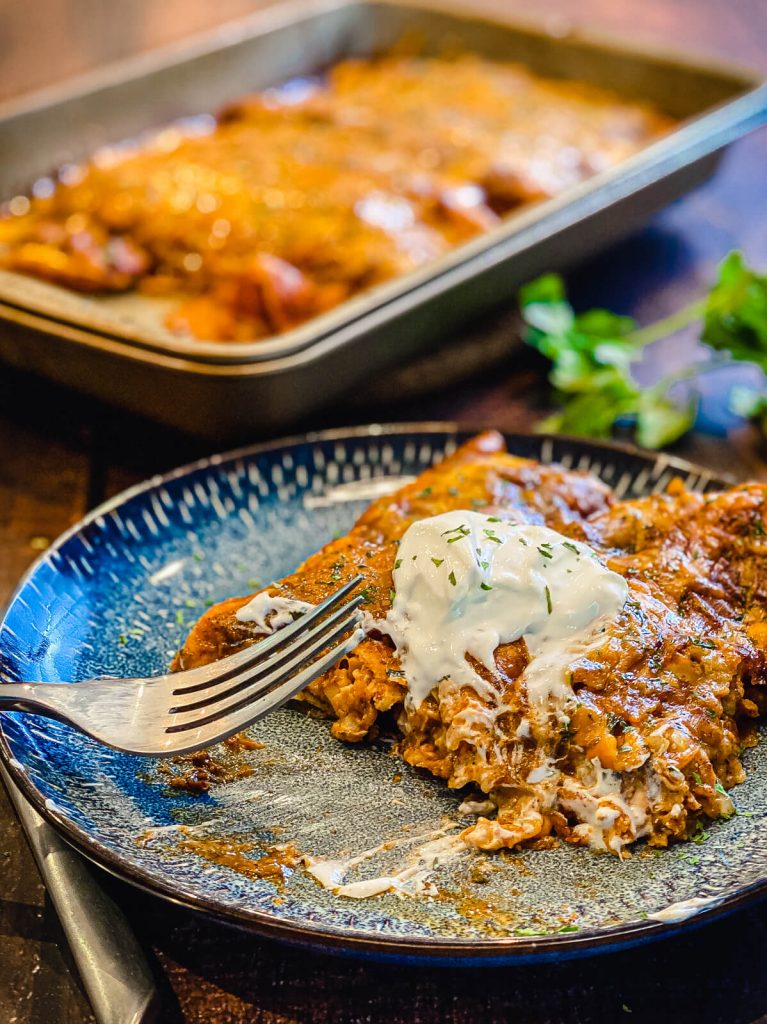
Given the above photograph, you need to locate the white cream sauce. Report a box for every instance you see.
[306,832,466,899]
[647,895,722,923]
[235,591,313,632]
[385,511,628,715]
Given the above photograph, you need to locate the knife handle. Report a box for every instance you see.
[1,764,163,1024]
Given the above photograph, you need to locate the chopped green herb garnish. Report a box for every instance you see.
[486,516,502,523]
[690,637,717,650]
[394,559,402,570]
[691,771,702,785]
[448,570,457,587]
[118,634,127,645]
[483,529,502,544]
[480,560,490,571]
[128,628,144,638]
[390,589,396,604]
[480,582,493,591]
[184,598,198,608]
[443,524,470,542]
[544,585,552,614]
[518,537,528,546]
[562,541,580,555]
[538,545,553,559]
[431,557,444,568]
[418,487,432,498]
[175,610,184,626]
[755,518,766,536]
[715,780,728,797]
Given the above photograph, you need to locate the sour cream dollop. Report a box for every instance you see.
[385,510,628,714]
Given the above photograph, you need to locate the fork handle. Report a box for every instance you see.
[0,683,77,721]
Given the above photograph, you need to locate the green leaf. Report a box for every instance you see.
[575,308,636,340]
[636,388,697,449]
[703,250,767,370]
[518,272,568,307]
[730,385,767,423]
[539,382,640,439]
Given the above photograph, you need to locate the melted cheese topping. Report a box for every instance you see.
[385,511,628,712]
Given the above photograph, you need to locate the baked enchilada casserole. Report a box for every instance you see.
[0,55,671,341]
[175,432,767,857]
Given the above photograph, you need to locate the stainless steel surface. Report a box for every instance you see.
[0,762,161,1024]
[1,579,365,756]
[0,0,765,436]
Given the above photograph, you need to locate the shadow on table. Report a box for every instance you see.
[113,875,767,1024]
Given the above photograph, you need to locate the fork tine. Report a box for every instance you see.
[173,574,364,694]
[170,594,364,712]
[162,626,366,754]
[167,610,364,730]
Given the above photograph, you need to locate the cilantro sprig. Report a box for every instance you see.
[518,250,767,448]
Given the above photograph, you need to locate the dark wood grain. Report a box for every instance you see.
[2,0,767,1021]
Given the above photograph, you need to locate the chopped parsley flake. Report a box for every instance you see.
[480,582,493,591]
[692,771,702,785]
[562,541,580,555]
[448,570,457,587]
[518,537,528,546]
[690,637,716,650]
[538,545,553,559]
[431,557,444,568]
[443,524,471,543]
[486,516,502,523]
[394,559,402,570]
[175,609,185,626]
[390,589,396,604]
[483,529,501,544]
[418,487,432,498]
[544,585,552,614]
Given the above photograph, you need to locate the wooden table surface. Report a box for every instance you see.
[2,0,767,1021]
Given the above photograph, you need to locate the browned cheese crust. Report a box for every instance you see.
[0,56,671,341]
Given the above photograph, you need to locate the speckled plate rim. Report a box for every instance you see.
[2,421,758,963]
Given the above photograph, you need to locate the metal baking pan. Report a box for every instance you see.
[0,0,765,437]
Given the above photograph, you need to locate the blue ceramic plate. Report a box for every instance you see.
[2,424,765,962]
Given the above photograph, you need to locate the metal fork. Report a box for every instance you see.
[0,577,365,757]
